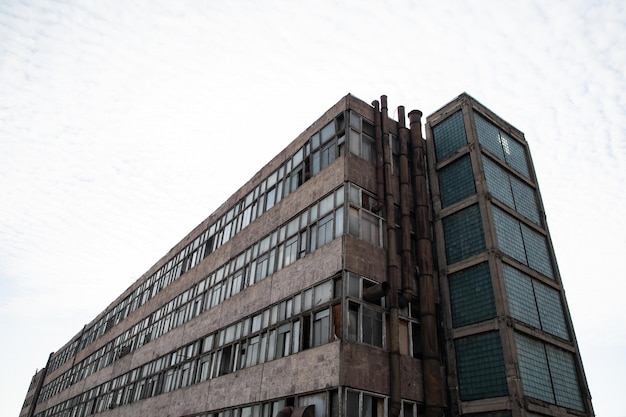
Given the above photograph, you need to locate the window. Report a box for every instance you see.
[283,236,298,267]
[275,323,292,359]
[316,214,335,247]
[448,263,496,327]
[198,355,212,382]
[362,308,383,347]
[217,345,233,376]
[320,141,337,170]
[504,264,569,339]
[255,255,270,282]
[347,185,382,246]
[455,332,508,401]
[312,309,330,347]
[432,110,467,162]
[483,156,540,224]
[438,154,475,207]
[348,112,376,163]
[347,302,384,348]
[475,112,530,178]
[492,206,553,278]
[442,204,486,264]
[346,390,385,417]
[515,333,584,411]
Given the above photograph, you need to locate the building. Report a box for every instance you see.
[20,93,594,417]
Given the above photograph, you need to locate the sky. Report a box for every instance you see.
[0,0,624,416]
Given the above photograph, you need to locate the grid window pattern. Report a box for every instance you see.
[159,389,343,417]
[483,156,541,225]
[45,113,347,374]
[443,204,486,265]
[483,156,514,207]
[510,176,541,224]
[521,225,554,278]
[503,265,541,328]
[439,154,476,208]
[534,281,569,340]
[35,280,340,417]
[455,332,508,401]
[433,111,468,162]
[546,344,585,411]
[38,187,346,402]
[448,263,496,327]
[475,112,504,160]
[492,207,554,279]
[492,207,526,262]
[515,334,585,411]
[503,265,569,340]
[475,112,530,178]
[515,334,555,404]
[501,134,530,178]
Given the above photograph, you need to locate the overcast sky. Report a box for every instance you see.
[1,1,624,416]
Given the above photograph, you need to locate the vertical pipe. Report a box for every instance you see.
[381,96,402,417]
[408,110,445,417]
[397,106,416,306]
[372,100,385,213]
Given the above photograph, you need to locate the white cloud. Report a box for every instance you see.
[1,0,624,415]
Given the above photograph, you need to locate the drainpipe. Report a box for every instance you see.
[380,95,402,417]
[397,106,416,308]
[408,110,445,417]
[372,100,385,213]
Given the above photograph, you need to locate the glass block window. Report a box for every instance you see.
[475,112,530,178]
[448,263,496,327]
[501,133,530,178]
[483,156,514,207]
[510,176,541,224]
[492,207,526,263]
[503,265,569,340]
[439,155,476,208]
[546,344,585,411]
[455,332,508,401]
[433,111,467,162]
[534,281,569,340]
[492,206,554,279]
[515,334,585,411]
[443,205,486,265]
[483,156,541,225]
[515,334,555,403]
[521,224,554,278]
[475,112,504,159]
[503,264,541,328]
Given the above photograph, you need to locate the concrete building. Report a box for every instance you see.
[20,93,593,417]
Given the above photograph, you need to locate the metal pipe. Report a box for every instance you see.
[275,406,293,417]
[362,282,391,303]
[408,109,445,417]
[381,95,402,417]
[372,100,385,213]
[397,106,416,307]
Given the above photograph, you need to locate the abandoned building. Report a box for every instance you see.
[20,93,594,417]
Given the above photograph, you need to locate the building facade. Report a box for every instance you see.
[20,93,593,417]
